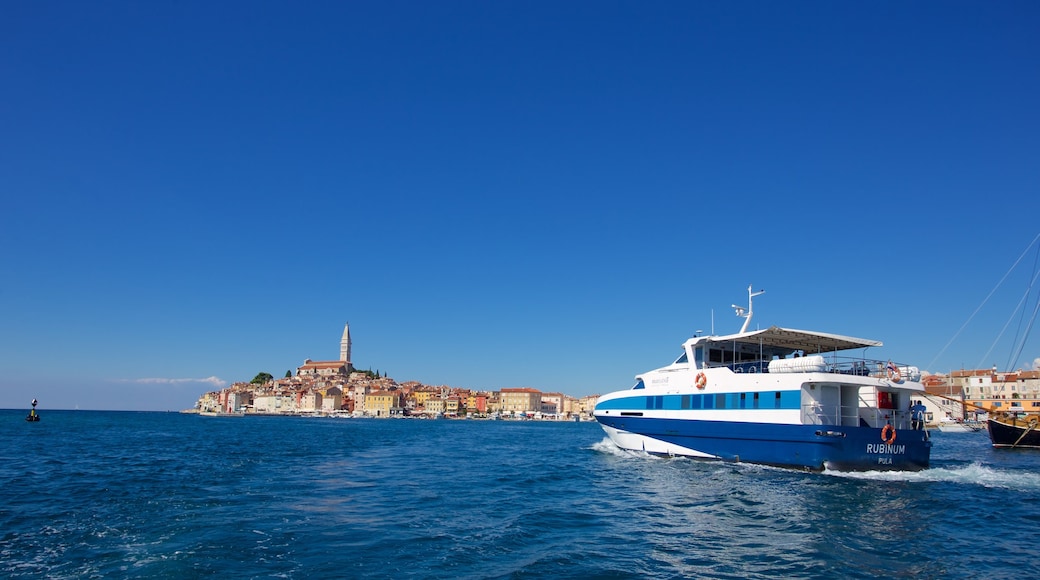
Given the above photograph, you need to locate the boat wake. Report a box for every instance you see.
[593,437,1040,490]
[825,462,1040,490]
[590,437,648,458]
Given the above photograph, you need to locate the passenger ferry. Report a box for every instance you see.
[594,287,932,471]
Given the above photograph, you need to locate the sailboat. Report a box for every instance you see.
[929,233,1040,448]
[977,234,1040,448]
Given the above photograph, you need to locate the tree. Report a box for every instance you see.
[285,370,292,378]
[251,372,274,385]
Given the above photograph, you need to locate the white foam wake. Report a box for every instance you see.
[826,462,1040,490]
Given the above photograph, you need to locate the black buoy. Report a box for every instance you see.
[26,398,40,422]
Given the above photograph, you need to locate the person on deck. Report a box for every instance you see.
[910,400,926,430]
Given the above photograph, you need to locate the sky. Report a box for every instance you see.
[2,1,1039,411]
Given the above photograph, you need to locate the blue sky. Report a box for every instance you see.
[2,1,1039,411]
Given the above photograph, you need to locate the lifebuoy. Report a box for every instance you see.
[695,372,707,389]
[880,424,896,445]
[886,361,902,383]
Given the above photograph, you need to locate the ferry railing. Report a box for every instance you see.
[722,356,919,381]
[802,393,915,429]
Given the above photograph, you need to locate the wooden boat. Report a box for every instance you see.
[987,413,1040,448]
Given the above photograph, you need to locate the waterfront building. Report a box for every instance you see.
[445,396,461,416]
[225,391,251,414]
[577,395,600,417]
[541,392,564,416]
[300,391,323,412]
[196,391,219,413]
[466,393,488,414]
[321,386,343,412]
[425,397,445,416]
[540,398,558,415]
[367,390,403,417]
[500,388,542,414]
[352,384,370,414]
[413,388,437,407]
[253,393,299,414]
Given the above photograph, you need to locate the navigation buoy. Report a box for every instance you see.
[26,398,40,422]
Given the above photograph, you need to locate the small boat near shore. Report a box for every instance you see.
[936,418,983,433]
[594,286,932,472]
[987,413,1040,448]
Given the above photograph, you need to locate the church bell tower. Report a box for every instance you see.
[340,323,352,369]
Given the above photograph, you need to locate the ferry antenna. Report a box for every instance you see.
[733,284,765,333]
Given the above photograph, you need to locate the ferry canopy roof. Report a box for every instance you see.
[687,325,883,353]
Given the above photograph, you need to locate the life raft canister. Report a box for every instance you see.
[695,372,707,389]
[880,424,897,445]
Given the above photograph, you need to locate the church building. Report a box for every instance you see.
[297,323,353,378]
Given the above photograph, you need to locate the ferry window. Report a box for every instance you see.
[656,396,664,410]
[709,350,723,363]
[694,348,704,367]
[753,392,760,409]
[715,394,726,409]
[774,391,782,409]
[646,397,654,410]
[739,393,747,409]
[681,395,691,410]
[633,380,645,390]
[675,351,689,364]
[704,394,714,409]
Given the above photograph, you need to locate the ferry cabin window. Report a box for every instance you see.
[674,351,689,364]
[632,380,645,390]
[694,347,704,368]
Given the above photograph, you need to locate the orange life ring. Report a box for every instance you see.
[886,361,902,383]
[695,372,707,389]
[880,424,896,445]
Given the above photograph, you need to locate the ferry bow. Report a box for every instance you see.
[594,287,931,472]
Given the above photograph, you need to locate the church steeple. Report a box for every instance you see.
[340,323,352,366]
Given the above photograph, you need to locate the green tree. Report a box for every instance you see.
[251,372,274,385]
[285,370,292,378]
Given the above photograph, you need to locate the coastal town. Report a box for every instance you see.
[191,324,599,419]
[190,324,1040,428]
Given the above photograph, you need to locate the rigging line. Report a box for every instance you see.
[927,231,1040,371]
[1008,292,1040,372]
[1003,241,1040,372]
[977,259,1040,369]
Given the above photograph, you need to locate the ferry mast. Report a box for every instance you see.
[732,284,765,333]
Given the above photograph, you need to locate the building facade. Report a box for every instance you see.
[500,388,542,414]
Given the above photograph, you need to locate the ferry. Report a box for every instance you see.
[594,287,932,472]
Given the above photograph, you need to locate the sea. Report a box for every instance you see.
[2,411,1038,579]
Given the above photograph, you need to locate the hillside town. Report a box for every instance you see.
[191,324,599,419]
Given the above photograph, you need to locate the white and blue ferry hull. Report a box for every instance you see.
[595,414,931,472]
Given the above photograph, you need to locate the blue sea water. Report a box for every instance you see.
[2,411,1038,579]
